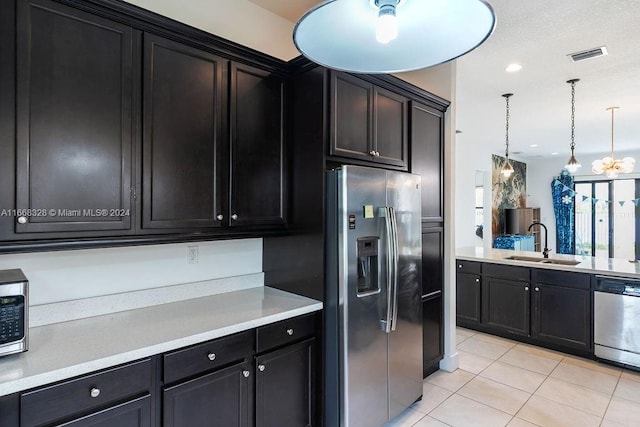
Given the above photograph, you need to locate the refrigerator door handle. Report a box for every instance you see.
[390,207,399,331]
[382,206,393,334]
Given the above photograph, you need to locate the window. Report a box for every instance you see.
[574,178,639,259]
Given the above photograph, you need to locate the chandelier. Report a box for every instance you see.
[591,107,635,178]
[501,93,515,178]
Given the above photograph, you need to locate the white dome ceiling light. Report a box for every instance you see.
[293,0,497,74]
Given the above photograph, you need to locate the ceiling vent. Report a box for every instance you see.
[568,46,608,62]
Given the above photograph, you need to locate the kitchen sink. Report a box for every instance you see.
[539,259,581,266]
[503,255,581,266]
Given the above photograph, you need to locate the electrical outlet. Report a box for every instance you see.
[187,245,198,264]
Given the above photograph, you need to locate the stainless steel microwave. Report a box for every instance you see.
[0,269,28,357]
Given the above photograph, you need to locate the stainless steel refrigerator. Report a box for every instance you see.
[325,165,423,427]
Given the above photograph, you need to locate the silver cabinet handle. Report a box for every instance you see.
[525,286,529,291]
[17,216,27,224]
[369,150,376,156]
[535,287,540,292]
[231,214,238,221]
[286,328,294,336]
[90,387,100,398]
[207,352,216,361]
[375,151,381,157]
[216,214,223,221]
[458,264,462,268]
[475,278,480,283]
[258,364,265,372]
[242,370,250,378]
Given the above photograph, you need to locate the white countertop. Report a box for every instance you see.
[0,286,322,397]
[457,246,640,279]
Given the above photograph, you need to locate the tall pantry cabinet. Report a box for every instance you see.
[263,60,449,380]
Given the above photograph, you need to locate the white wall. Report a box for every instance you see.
[527,149,640,253]
[124,0,299,60]
[0,239,262,306]
[454,135,529,249]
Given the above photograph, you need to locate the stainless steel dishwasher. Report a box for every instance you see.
[594,275,640,368]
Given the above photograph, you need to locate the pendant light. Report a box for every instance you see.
[293,0,496,74]
[564,79,581,173]
[501,93,515,179]
[592,107,635,178]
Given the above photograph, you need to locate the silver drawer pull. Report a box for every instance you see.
[475,278,480,283]
[207,353,216,361]
[525,286,529,291]
[535,287,540,292]
[286,328,294,336]
[216,214,224,221]
[231,213,238,220]
[258,364,266,372]
[17,216,27,224]
[90,387,100,398]
[243,370,250,378]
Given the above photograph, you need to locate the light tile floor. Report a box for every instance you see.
[384,327,640,427]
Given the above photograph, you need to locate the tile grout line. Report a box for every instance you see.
[598,372,623,426]
[505,353,565,427]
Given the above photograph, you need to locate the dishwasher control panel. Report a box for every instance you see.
[595,276,640,296]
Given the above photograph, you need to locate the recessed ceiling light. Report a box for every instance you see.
[530,144,538,148]
[505,63,522,73]
[551,152,559,155]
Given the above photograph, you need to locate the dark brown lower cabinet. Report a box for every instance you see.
[456,272,481,326]
[163,361,251,427]
[56,395,151,427]
[482,277,531,337]
[422,295,443,377]
[456,259,594,357]
[255,338,315,427]
[532,283,591,351]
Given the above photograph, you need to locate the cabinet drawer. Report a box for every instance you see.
[534,268,590,290]
[256,314,315,353]
[483,263,530,281]
[163,330,253,384]
[456,260,481,274]
[21,358,152,427]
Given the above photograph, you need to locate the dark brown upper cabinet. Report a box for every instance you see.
[142,34,227,231]
[15,0,135,234]
[229,63,287,228]
[410,101,444,223]
[330,72,407,170]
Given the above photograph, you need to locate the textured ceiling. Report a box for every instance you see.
[251,0,640,160]
[455,0,640,159]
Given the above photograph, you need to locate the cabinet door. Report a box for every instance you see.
[329,72,373,161]
[410,102,444,222]
[163,362,251,427]
[230,63,286,227]
[255,338,315,427]
[422,227,443,296]
[532,284,591,351]
[456,273,481,325]
[373,86,407,168]
[56,395,151,427]
[15,0,134,233]
[482,277,530,336]
[142,34,227,230]
[423,296,443,377]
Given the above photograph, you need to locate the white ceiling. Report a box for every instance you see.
[251,0,640,160]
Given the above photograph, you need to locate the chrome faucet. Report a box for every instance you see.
[528,222,550,258]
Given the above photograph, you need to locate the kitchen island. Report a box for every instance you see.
[455,247,640,368]
[457,246,640,278]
